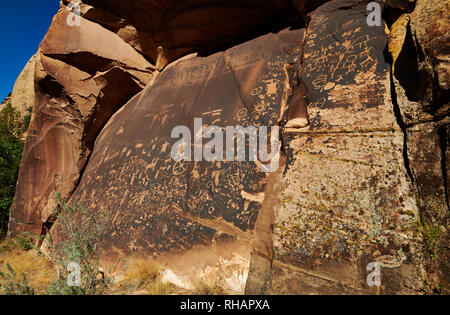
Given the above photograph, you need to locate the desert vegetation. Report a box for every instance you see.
[0,102,25,239]
[0,193,223,295]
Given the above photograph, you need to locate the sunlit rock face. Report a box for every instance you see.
[248,0,426,295]
[8,8,154,237]
[9,0,449,294]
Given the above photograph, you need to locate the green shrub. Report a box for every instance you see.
[0,102,24,239]
[1,192,112,295]
[0,232,35,252]
[44,193,111,295]
[0,102,24,138]
[414,215,444,260]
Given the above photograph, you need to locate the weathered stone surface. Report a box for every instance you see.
[406,123,448,221]
[10,54,37,117]
[384,0,416,25]
[63,0,298,66]
[386,0,415,10]
[388,0,449,291]
[247,0,427,295]
[8,0,330,242]
[8,9,153,237]
[388,2,449,221]
[410,0,449,98]
[7,0,449,295]
[390,0,449,125]
[54,28,304,293]
[445,123,450,205]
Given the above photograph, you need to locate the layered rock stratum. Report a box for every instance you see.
[7,0,449,294]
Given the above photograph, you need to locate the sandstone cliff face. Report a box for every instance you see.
[8,0,449,294]
[8,7,153,237]
[0,94,11,107]
[388,0,450,291]
[247,0,435,294]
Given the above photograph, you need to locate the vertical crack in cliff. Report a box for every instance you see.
[246,23,308,294]
[438,125,450,210]
[390,71,416,189]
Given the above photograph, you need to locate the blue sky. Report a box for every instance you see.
[0,1,60,101]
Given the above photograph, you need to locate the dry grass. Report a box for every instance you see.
[146,278,176,295]
[0,239,57,294]
[119,258,176,295]
[194,279,225,295]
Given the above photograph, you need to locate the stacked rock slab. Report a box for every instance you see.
[8,9,153,236]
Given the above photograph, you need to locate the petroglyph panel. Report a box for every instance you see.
[247,0,427,295]
[68,29,305,261]
[300,0,398,132]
